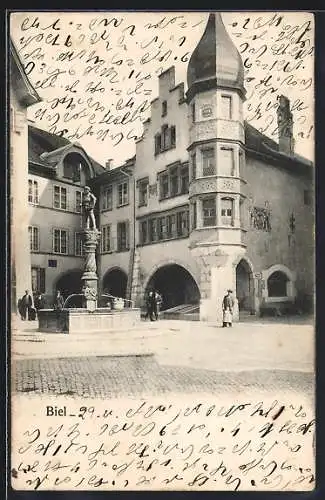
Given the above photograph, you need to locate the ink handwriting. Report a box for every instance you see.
[11,396,315,491]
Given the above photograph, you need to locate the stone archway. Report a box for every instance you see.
[55,269,83,302]
[145,264,200,311]
[102,267,128,299]
[235,258,255,314]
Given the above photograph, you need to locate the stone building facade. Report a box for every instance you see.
[16,13,314,321]
[97,13,313,322]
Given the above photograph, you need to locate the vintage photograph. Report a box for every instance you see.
[9,11,315,492]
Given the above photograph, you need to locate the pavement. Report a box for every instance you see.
[12,317,314,372]
[10,316,315,399]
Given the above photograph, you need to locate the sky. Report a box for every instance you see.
[10,11,314,167]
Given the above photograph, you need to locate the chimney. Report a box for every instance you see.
[105,159,113,170]
[277,95,294,155]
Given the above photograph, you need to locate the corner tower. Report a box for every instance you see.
[187,13,248,322]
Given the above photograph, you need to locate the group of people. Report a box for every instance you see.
[144,290,162,321]
[18,287,235,327]
[18,290,45,321]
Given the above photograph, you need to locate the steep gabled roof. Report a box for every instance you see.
[28,125,105,175]
[244,121,313,177]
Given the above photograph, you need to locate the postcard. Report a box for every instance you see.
[9,11,315,492]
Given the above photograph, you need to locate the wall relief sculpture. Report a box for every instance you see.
[250,204,272,232]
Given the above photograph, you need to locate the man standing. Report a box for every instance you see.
[19,290,32,320]
[145,290,157,321]
[154,290,162,320]
[222,289,235,327]
[34,291,45,318]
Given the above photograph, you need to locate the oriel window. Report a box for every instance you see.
[202,197,216,226]
[221,198,234,226]
[202,148,216,176]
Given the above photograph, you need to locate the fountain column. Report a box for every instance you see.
[81,228,101,311]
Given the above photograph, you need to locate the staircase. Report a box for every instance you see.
[161,304,200,321]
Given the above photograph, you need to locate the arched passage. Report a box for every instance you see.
[102,268,128,298]
[55,270,83,301]
[146,264,200,311]
[267,271,289,297]
[236,259,255,313]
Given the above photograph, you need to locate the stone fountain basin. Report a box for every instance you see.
[38,308,141,334]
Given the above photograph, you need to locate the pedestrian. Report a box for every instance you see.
[144,290,156,321]
[144,290,152,320]
[154,290,162,320]
[19,290,33,320]
[222,289,235,327]
[34,291,45,318]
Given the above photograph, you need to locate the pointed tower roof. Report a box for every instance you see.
[187,13,245,100]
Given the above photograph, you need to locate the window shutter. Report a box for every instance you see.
[39,268,46,293]
[126,221,130,249]
[171,126,176,147]
[155,134,161,155]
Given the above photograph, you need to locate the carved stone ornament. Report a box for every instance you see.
[221,179,235,190]
[82,286,98,301]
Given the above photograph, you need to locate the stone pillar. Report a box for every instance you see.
[81,229,101,311]
[192,245,245,323]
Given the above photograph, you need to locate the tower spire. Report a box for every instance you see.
[187,13,245,101]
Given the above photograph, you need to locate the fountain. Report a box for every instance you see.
[37,186,140,334]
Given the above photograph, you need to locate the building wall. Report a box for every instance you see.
[99,172,134,291]
[10,90,32,308]
[27,148,97,303]
[135,67,189,222]
[243,156,314,300]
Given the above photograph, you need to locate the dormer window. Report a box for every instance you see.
[162,100,167,117]
[63,153,82,182]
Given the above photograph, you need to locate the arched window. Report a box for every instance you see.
[267,271,288,297]
[63,153,86,182]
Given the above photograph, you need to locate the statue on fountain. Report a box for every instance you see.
[82,186,97,230]
[81,185,100,311]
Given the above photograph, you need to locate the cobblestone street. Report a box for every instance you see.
[12,354,314,399]
[11,318,314,399]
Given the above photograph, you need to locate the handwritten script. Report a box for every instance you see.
[11,394,315,491]
[10,11,314,165]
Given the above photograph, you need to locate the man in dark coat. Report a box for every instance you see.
[34,292,45,318]
[144,290,157,321]
[19,290,33,320]
[222,289,235,327]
